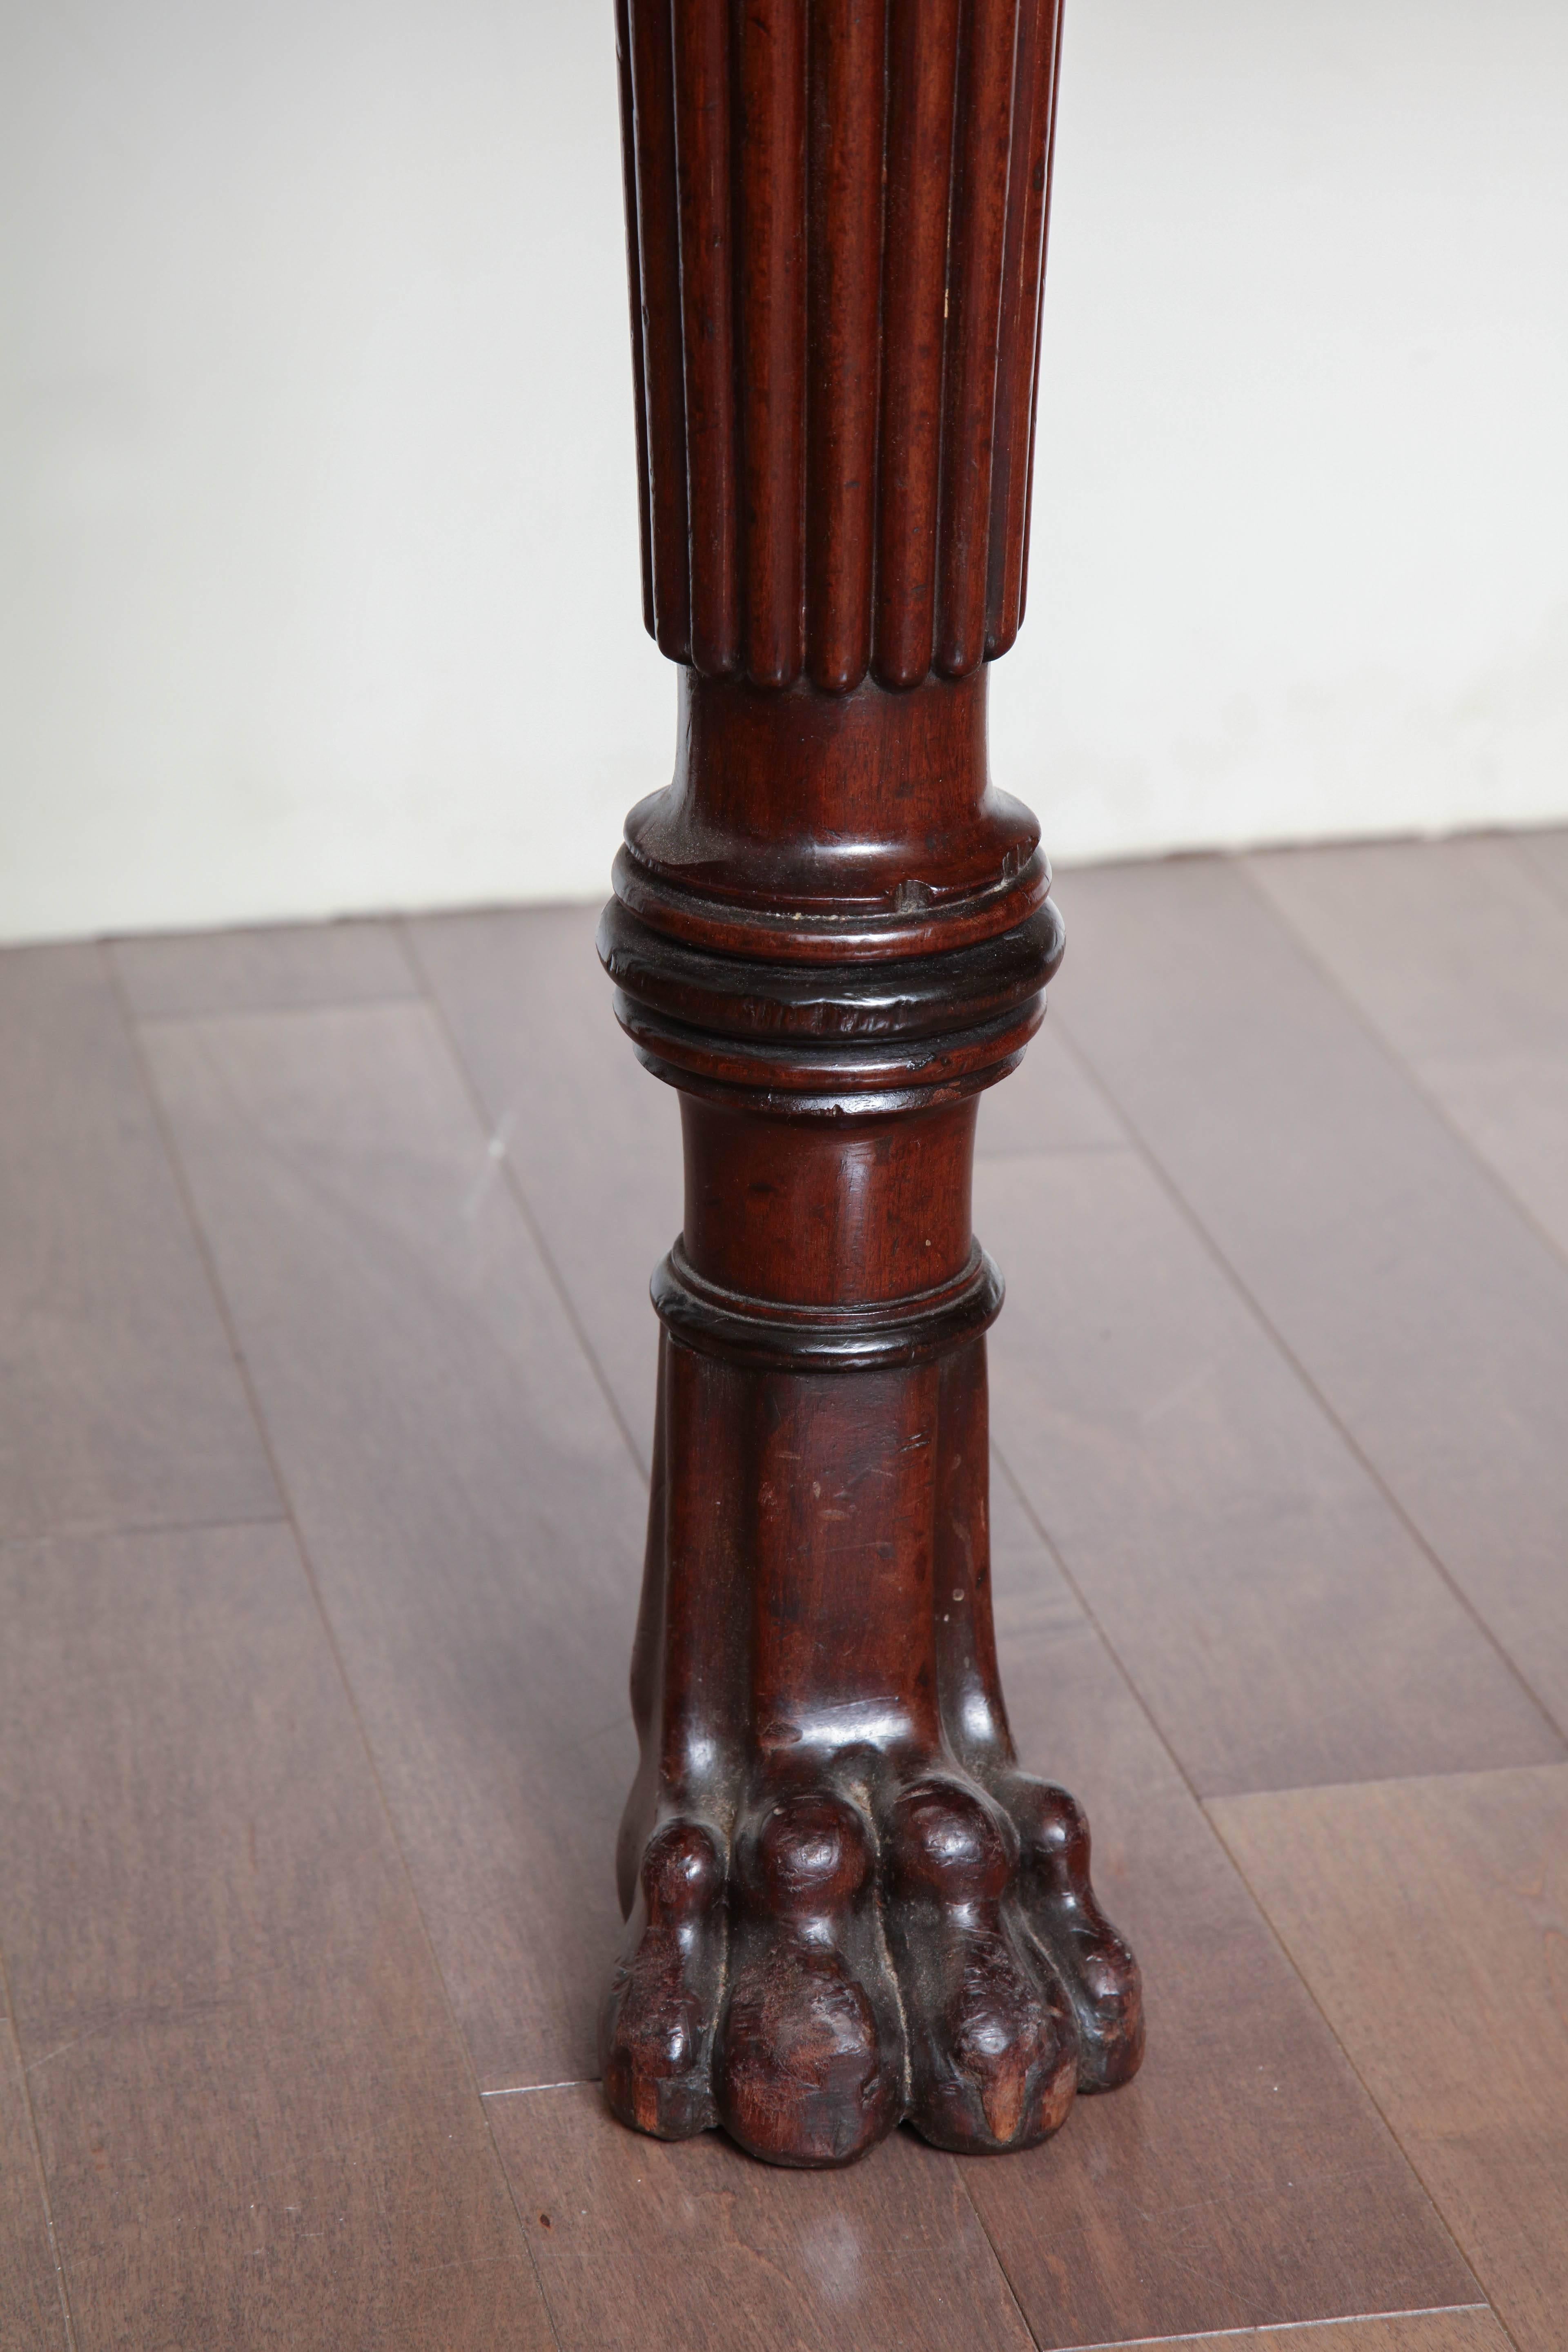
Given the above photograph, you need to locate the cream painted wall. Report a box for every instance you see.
[3,0,1566,942]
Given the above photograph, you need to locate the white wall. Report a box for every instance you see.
[3,0,1566,944]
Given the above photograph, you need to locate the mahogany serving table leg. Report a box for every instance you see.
[597,0,1143,2167]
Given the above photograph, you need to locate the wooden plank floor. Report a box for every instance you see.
[2,835,1564,2348]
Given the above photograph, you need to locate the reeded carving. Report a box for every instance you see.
[616,0,1063,689]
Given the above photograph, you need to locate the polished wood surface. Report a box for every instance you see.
[602,0,1142,2169]
[112,917,421,1020]
[411,903,679,1465]
[0,946,276,1540]
[620,0,1058,686]
[141,1000,648,2088]
[981,1148,1560,1794]
[1212,1764,1568,2352]
[415,907,1493,2335]
[0,1523,553,2349]
[1052,855,1568,1737]
[1251,834,1568,1260]
[956,1477,1477,2349]
[491,2081,1038,2352]
[3,835,1564,2342]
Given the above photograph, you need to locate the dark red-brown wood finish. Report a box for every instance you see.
[599,0,1141,2167]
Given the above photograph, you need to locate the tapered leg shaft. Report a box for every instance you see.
[597,0,1144,2167]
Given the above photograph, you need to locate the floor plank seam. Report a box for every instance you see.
[399,916,653,1480]
[989,1442,1222,1822]
[1016,1019,1541,2322]
[956,2167,1051,2352]
[1203,1810,1503,2334]
[975,1139,1133,1164]
[1203,1759,1568,1808]
[991,1434,1492,2326]
[974,1447,1440,2345]
[1046,1005,1568,1757]
[481,2080,588,2098]
[1236,853,1568,1294]
[0,1942,79,2352]
[1047,2305,1495,2352]
[107,953,570,2352]
[0,1513,291,1558]
[128,992,423,1027]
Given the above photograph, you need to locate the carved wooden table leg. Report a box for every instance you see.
[598,0,1143,2167]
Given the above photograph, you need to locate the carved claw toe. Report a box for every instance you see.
[716,1788,902,2168]
[884,1775,1078,2153]
[601,1817,726,2140]
[1001,1774,1145,2092]
[604,1762,1140,2163]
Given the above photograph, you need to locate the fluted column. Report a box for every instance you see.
[596,0,1143,2170]
[619,0,1061,687]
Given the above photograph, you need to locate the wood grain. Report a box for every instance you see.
[978,1147,1560,1794]
[492,2081,1036,2352]
[0,944,278,1542]
[1252,835,1568,1262]
[0,1521,552,2351]
[1052,855,1568,1740]
[140,1001,650,2087]
[0,1993,64,2352]
[1211,1762,1568,2352]
[111,920,419,1020]
[945,1472,1480,2348]
[411,903,682,1466]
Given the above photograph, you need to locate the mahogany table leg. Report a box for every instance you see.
[597,0,1143,2168]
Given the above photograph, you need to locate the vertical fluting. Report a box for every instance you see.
[737,0,809,687]
[618,0,1063,691]
[806,0,888,692]
[673,0,741,674]
[628,0,692,659]
[615,0,655,637]
[987,0,1061,655]
[1015,0,1064,639]
[933,0,1019,678]
[873,0,961,690]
